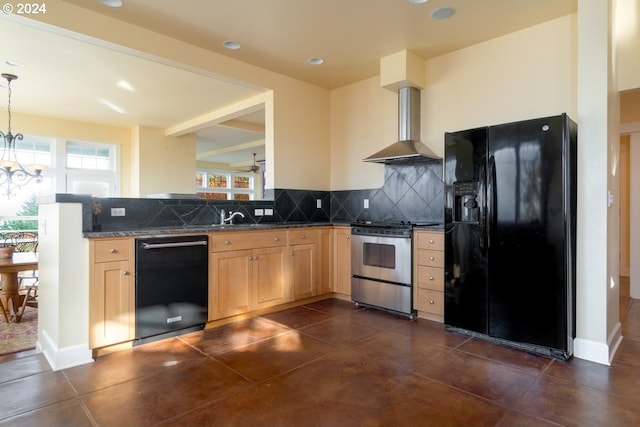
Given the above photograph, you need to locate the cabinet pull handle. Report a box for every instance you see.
[224,240,230,245]
[110,248,117,253]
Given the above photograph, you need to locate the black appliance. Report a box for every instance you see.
[135,235,209,344]
[444,113,577,360]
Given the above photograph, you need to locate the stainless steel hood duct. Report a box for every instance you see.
[363,86,441,164]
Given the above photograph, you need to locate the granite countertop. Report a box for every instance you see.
[84,222,347,238]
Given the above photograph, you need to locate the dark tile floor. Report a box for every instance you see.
[1,279,639,426]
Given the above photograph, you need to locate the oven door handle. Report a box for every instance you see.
[142,240,208,250]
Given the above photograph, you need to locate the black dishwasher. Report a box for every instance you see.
[135,235,208,344]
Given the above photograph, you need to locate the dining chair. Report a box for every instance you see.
[3,232,39,310]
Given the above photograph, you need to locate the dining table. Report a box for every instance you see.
[0,251,38,323]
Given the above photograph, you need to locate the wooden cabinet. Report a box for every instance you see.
[210,249,253,319]
[317,228,332,295]
[89,238,135,349]
[288,229,317,301]
[209,230,287,320]
[333,226,351,295]
[413,230,444,322]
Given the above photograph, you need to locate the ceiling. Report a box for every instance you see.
[1,0,577,167]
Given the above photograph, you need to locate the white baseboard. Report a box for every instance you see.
[40,329,93,371]
[573,322,623,366]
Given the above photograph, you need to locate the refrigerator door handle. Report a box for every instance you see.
[479,161,486,252]
[487,155,496,249]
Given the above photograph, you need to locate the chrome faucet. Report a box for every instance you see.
[220,209,245,225]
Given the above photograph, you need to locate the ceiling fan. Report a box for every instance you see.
[239,153,263,173]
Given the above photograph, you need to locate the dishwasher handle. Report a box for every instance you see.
[142,240,208,250]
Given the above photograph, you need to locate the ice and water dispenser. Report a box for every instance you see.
[453,181,479,223]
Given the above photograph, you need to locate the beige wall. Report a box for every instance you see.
[330,77,396,190]
[615,0,640,91]
[329,14,577,191]
[131,126,196,196]
[620,90,640,123]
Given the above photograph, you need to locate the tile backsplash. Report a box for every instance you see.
[52,162,443,232]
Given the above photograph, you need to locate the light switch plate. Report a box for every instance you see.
[316,199,322,209]
[111,207,126,216]
[265,208,274,216]
[255,209,264,216]
[364,199,369,209]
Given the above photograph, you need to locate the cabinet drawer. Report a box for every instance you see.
[94,239,130,262]
[415,231,444,250]
[417,249,444,267]
[287,229,317,245]
[416,265,444,291]
[210,230,286,251]
[416,289,444,316]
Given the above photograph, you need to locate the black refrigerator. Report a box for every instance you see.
[444,113,576,360]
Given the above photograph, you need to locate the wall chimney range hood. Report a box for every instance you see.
[363,86,440,164]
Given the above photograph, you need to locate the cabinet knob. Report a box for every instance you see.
[346,235,350,239]
[301,235,306,239]
[429,276,435,281]
[123,271,129,276]
[224,240,230,245]
[274,237,279,241]
[290,252,294,256]
[429,239,435,244]
[429,300,435,305]
[429,256,435,261]
[110,248,117,253]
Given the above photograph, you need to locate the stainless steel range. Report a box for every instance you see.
[351,221,433,318]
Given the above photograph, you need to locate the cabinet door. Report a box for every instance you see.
[210,249,253,319]
[90,260,133,348]
[290,243,316,300]
[253,246,287,309]
[333,227,352,295]
[317,228,332,295]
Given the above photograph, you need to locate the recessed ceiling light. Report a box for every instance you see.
[223,41,241,50]
[307,57,324,65]
[408,0,429,4]
[5,60,24,68]
[116,79,135,92]
[98,98,125,114]
[100,0,123,7]
[431,7,455,20]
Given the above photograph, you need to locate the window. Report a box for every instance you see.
[195,169,256,200]
[0,135,119,225]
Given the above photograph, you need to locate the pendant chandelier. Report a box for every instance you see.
[0,73,43,198]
